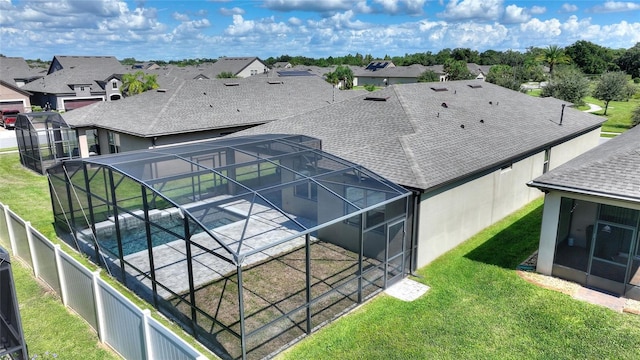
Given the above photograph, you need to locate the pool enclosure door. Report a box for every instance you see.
[386,219,406,287]
[587,222,637,295]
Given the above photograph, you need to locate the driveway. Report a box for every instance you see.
[0,127,17,150]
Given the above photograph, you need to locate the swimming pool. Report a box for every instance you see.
[94,216,239,257]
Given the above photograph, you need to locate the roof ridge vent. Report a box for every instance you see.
[364,96,389,101]
[224,82,240,86]
[156,88,167,92]
[431,87,448,92]
[468,84,482,89]
[267,80,284,84]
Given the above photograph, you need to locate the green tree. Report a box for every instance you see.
[564,40,613,75]
[324,65,354,89]
[593,71,629,115]
[120,71,158,96]
[616,43,640,79]
[631,105,640,127]
[541,66,589,105]
[536,45,571,75]
[486,65,521,91]
[216,72,237,79]
[443,59,473,80]
[120,57,137,66]
[417,70,439,82]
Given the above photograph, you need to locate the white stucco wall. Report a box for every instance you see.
[236,60,268,78]
[415,128,602,268]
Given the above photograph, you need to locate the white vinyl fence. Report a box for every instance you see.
[0,202,209,360]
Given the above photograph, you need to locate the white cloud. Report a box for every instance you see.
[172,12,190,21]
[263,0,360,13]
[288,17,302,26]
[372,0,426,15]
[438,0,504,21]
[306,10,368,30]
[587,1,640,13]
[519,17,562,37]
[530,6,546,15]
[503,4,530,23]
[224,14,291,36]
[560,3,578,13]
[220,7,245,16]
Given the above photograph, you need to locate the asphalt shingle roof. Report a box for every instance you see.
[0,57,42,84]
[232,81,604,191]
[529,125,640,202]
[61,76,366,137]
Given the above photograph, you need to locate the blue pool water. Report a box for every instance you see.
[96,216,238,257]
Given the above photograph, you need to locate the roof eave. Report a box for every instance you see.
[527,181,640,204]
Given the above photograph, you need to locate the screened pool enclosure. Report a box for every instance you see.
[15,112,79,174]
[48,134,412,359]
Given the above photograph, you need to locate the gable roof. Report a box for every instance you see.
[48,55,124,74]
[232,81,604,192]
[528,125,640,202]
[0,57,42,84]
[61,76,367,137]
[207,57,267,77]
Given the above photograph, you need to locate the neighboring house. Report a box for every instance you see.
[21,55,127,111]
[364,60,396,71]
[467,63,493,81]
[272,61,292,68]
[207,57,269,78]
[132,62,160,70]
[0,80,32,113]
[354,64,427,86]
[527,125,640,300]
[60,76,366,157]
[232,80,604,269]
[0,57,43,87]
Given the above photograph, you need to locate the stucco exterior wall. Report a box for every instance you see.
[0,84,31,112]
[548,127,601,170]
[415,128,602,268]
[236,60,268,78]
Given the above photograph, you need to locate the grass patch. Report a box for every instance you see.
[0,153,213,359]
[277,199,640,360]
[582,95,639,133]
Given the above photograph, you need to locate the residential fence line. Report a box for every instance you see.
[0,202,209,360]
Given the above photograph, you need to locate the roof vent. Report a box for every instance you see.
[224,82,240,86]
[364,96,389,101]
[431,87,448,92]
[468,84,482,89]
[489,101,492,105]
[460,124,465,129]
[156,88,167,93]
[441,102,448,108]
[268,80,284,85]
[480,119,484,123]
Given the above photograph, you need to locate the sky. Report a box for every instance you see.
[0,0,639,61]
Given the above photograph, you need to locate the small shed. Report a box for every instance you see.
[15,112,79,174]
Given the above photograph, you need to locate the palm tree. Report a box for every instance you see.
[120,71,159,96]
[536,45,571,75]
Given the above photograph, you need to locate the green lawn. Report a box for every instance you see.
[582,95,639,133]
[277,200,640,360]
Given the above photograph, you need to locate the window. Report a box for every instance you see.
[80,86,85,91]
[108,132,120,154]
[294,181,317,201]
[543,149,550,173]
[112,81,118,89]
[250,69,258,75]
[344,186,386,228]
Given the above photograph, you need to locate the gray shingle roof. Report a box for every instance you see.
[529,125,640,202]
[0,57,42,84]
[232,81,604,191]
[22,57,127,94]
[61,76,366,137]
[206,57,266,77]
[354,64,427,78]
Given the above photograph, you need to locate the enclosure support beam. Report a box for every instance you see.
[358,212,364,304]
[237,264,247,360]
[83,163,101,266]
[107,169,126,284]
[141,186,158,309]
[305,233,311,334]
[184,216,198,336]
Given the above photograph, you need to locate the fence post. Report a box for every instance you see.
[3,205,17,255]
[92,269,106,342]
[54,244,68,306]
[141,309,154,360]
[25,222,39,277]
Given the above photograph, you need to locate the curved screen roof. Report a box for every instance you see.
[67,134,410,263]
